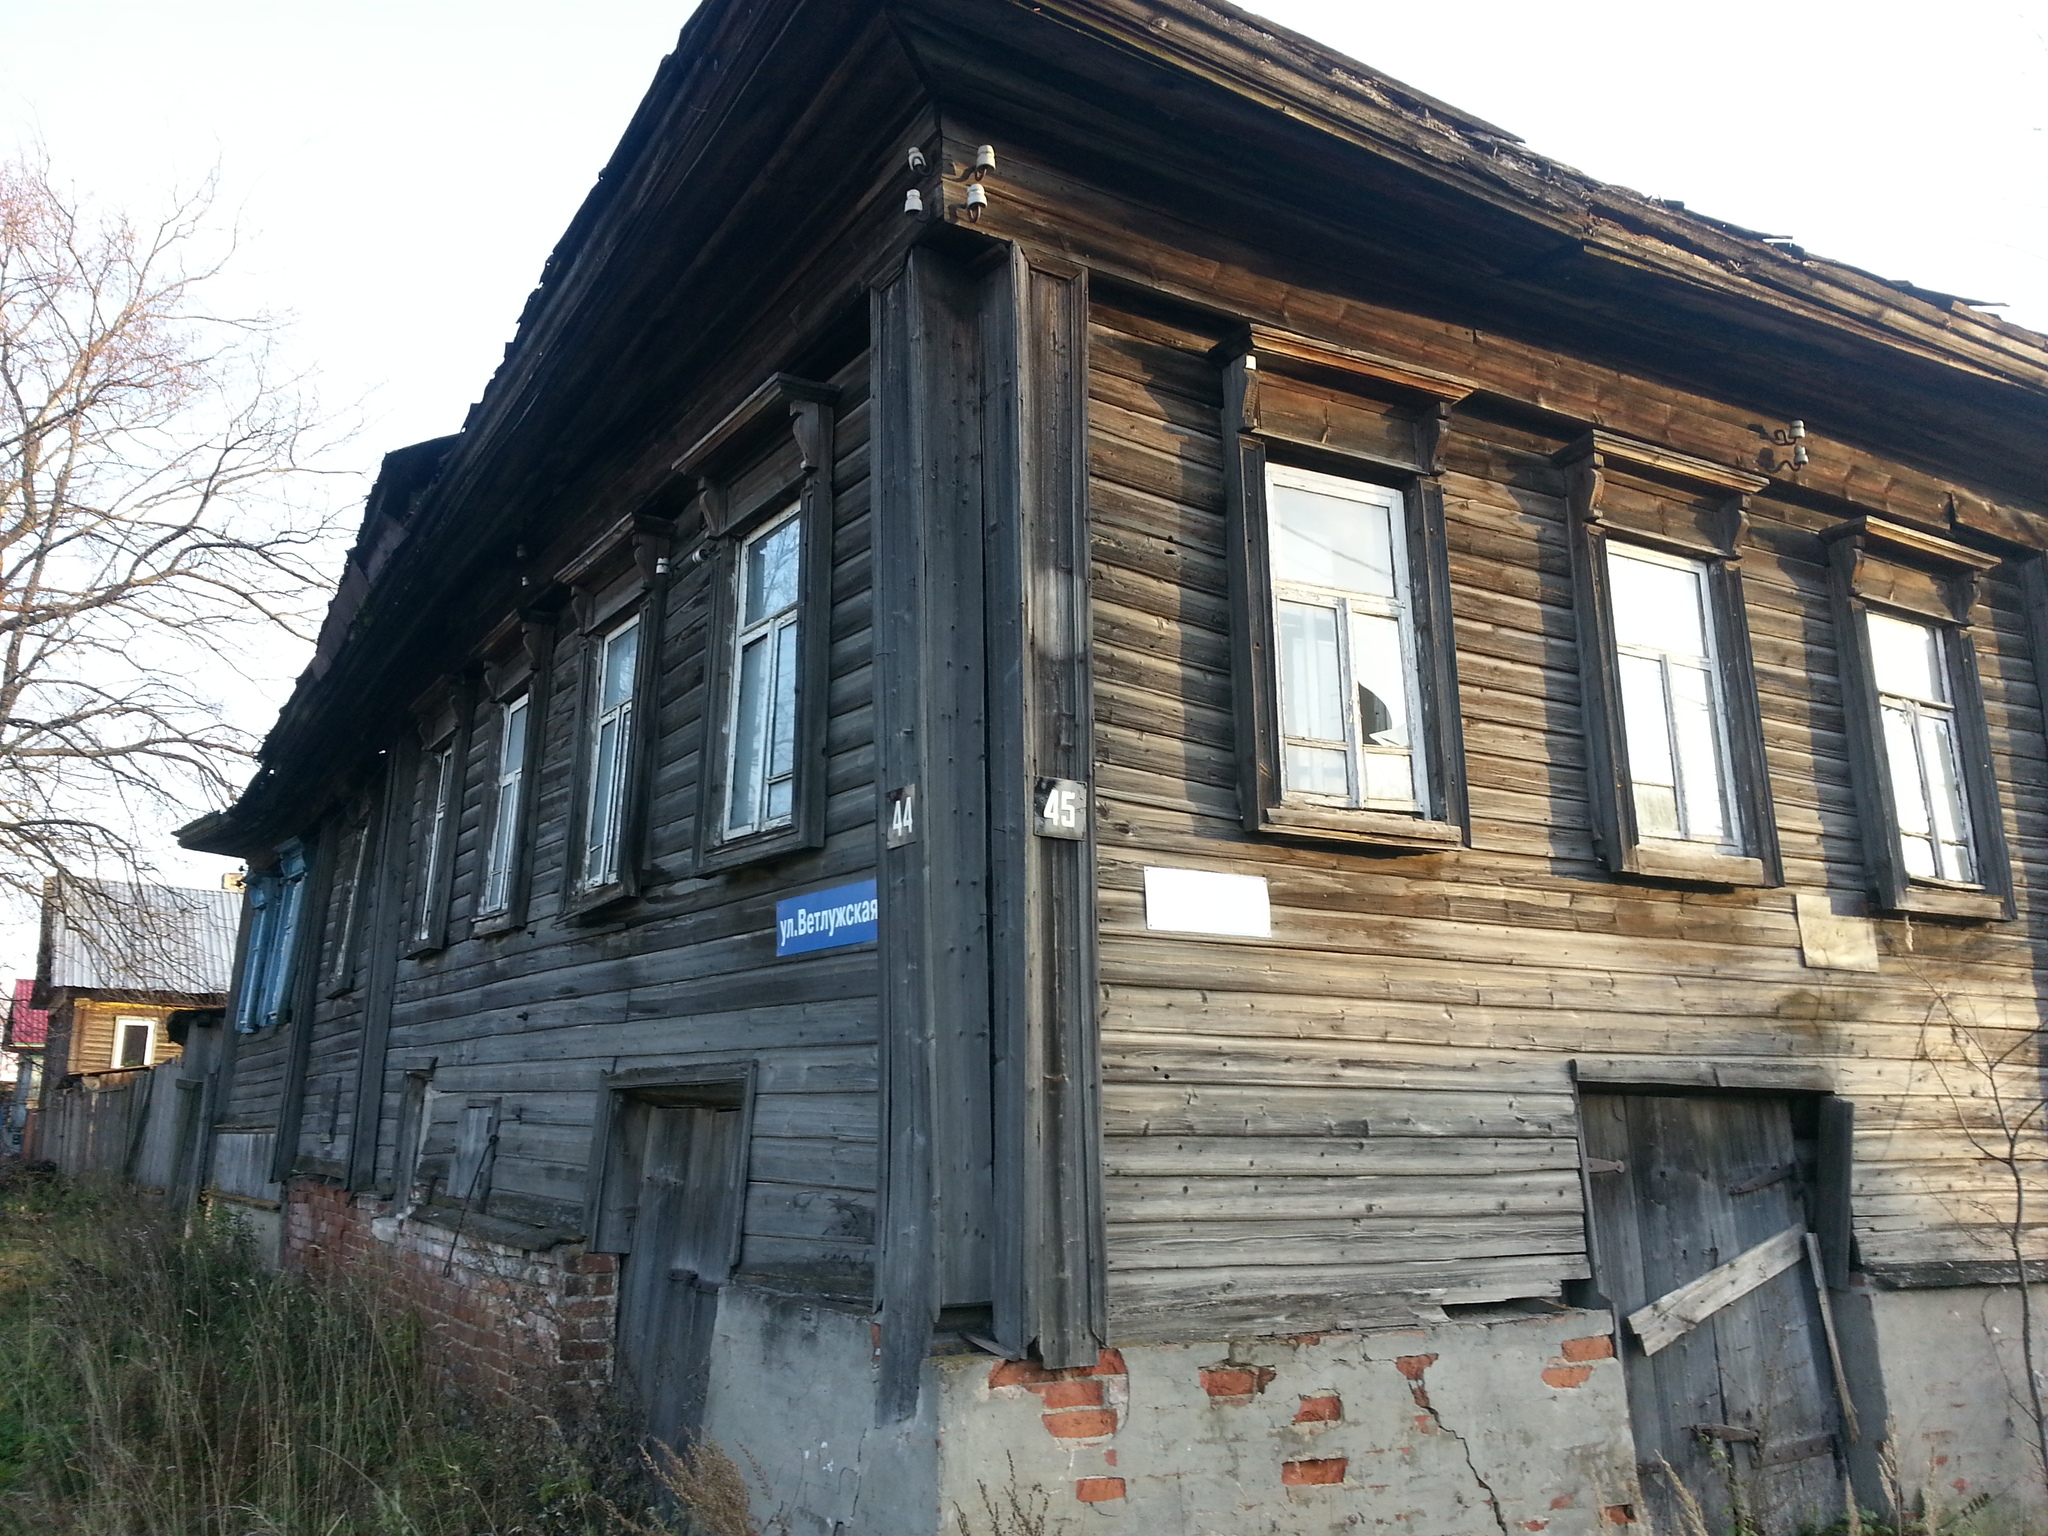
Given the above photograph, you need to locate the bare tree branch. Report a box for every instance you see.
[0,152,345,901]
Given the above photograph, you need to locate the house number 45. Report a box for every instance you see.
[1033,778,1088,841]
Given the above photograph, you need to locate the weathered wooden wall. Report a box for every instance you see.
[1083,278,2048,1341]
[265,346,882,1301]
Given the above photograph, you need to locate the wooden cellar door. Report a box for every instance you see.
[613,1098,745,1452]
[1582,1092,1845,1535]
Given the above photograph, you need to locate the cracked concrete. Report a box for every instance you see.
[701,1293,1641,1535]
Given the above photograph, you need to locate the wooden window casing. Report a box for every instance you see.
[556,512,673,919]
[1823,515,2011,920]
[679,374,838,875]
[1219,330,1471,852]
[1557,431,1781,888]
[404,682,471,957]
[580,615,643,893]
[472,613,554,936]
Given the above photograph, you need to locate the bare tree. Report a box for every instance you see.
[0,153,342,905]
[1907,968,2048,1505]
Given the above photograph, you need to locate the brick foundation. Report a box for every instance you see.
[285,1179,615,1400]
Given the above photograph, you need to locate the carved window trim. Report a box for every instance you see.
[556,513,673,920]
[472,613,555,937]
[1218,330,1470,852]
[1556,430,1780,889]
[404,679,473,957]
[1823,515,2011,920]
[679,374,839,876]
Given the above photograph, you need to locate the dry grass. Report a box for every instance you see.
[0,1167,669,1536]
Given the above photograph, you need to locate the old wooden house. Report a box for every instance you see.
[33,877,236,1081]
[178,1,2048,1530]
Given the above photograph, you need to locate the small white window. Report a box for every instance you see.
[114,1015,154,1068]
[724,507,803,837]
[1266,465,1426,812]
[1605,543,1739,849]
[479,695,529,916]
[1866,610,1976,883]
[412,745,456,945]
[582,617,642,889]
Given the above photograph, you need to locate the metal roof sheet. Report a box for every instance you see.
[41,878,239,996]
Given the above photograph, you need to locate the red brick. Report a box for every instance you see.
[1560,1336,1614,1362]
[990,1359,1063,1388]
[1043,1408,1118,1439]
[1294,1394,1342,1423]
[1075,1478,1126,1503]
[1201,1366,1275,1399]
[1394,1354,1438,1381]
[1033,1379,1104,1409]
[1551,1496,1574,1509]
[1541,1365,1593,1389]
[1282,1458,1348,1486]
[1601,1506,1635,1525]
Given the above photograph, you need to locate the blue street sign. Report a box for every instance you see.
[775,880,880,957]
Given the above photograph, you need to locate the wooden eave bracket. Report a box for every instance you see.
[1553,429,1769,498]
[1219,325,1477,406]
[672,372,842,480]
[1819,514,2003,574]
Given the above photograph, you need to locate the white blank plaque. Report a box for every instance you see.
[1143,867,1272,938]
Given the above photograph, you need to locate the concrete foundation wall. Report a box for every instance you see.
[1856,1283,2048,1529]
[703,1298,1641,1536]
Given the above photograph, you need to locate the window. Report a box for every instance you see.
[1219,340,1469,852]
[1606,544,1738,850]
[1824,514,2008,917]
[581,616,641,890]
[412,744,455,947]
[1867,612,1976,883]
[114,1015,154,1068]
[1557,429,1778,887]
[683,371,839,873]
[1268,466,1427,812]
[724,508,802,837]
[479,694,530,916]
[325,808,373,995]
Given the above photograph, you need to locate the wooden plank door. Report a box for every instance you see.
[1583,1093,1842,1535]
[615,1101,745,1451]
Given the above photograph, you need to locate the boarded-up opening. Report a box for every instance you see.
[1582,1090,1851,1536]
[597,1080,749,1451]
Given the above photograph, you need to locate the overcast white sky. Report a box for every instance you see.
[0,0,2043,973]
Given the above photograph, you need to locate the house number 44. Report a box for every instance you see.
[1033,778,1088,841]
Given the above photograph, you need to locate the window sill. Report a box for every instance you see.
[564,882,639,924]
[1257,803,1463,853]
[1621,843,1771,888]
[470,910,525,939]
[1888,883,2009,921]
[695,823,811,876]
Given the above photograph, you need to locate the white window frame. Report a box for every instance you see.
[412,743,456,946]
[1265,464,1429,815]
[580,615,641,891]
[114,1014,155,1068]
[1867,610,1978,885]
[1604,541,1743,854]
[478,693,529,916]
[721,504,804,839]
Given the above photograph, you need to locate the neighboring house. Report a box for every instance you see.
[4,980,47,1152]
[33,878,237,1081]
[177,2,2048,1533]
